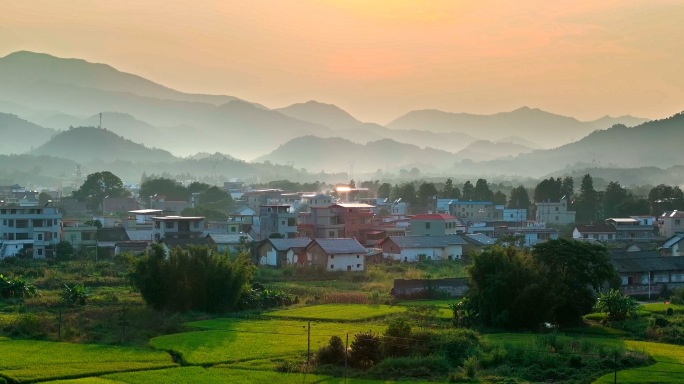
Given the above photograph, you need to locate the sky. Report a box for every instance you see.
[1,0,683,124]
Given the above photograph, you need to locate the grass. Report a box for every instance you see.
[594,341,684,383]
[151,318,385,365]
[640,303,684,314]
[49,366,436,383]
[264,304,405,321]
[0,339,175,383]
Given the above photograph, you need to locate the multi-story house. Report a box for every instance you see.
[152,215,205,241]
[0,204,61,258]
[448,201,502,223]
[298,203,375,244]
[407,214,463,236]
[259,205,297,240]
[660,210,684,238]
[305,238,367,272]
[605,218,656,240]
[535,197,576,226]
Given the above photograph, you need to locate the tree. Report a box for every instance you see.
[84,219,102,228]
[603,181,628,219]
[560,176,574,201]
[493,190,507,205]
[73,171,130,212]
[198,186,231,205]
[317,336,347,365]
[349,331,382,369]
[61,284,89,306]
[462,181,474,201]
[377,183,391,199]
[0,275,38,299]
[473,178,494,201]
[417,182,438,211]
[532,239,619,325]
[382,315,412,357]
[181,206,228,221]
[391,183,417,205]
[131,244,254,312]
[55,241,75,261]
[594,289,637,322]
[534,177,562,203]
[442,178,461,199]
[508,185,530,210]
[576,174,598,223]
[38,192,53,206]
[139,177,188,203]
[648,184,684,215]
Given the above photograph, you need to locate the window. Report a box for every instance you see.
[37,249,42,256]
[194,221,200,228]
[33,219,44,227]
[356,264,361,268]
[230,227,236,232]
[166,221,175,229]
[331,255,334,259]
[281,220,285,225]
[676,219,682,226]
[8,219,14,227]
[356,254,360,258]
[16,233,29,240]
[330,264,334,269]
[70,234,76,243]
[328,231,335,237]
[37,233,43,241]
[425,222,431,229]
[16,220,28,228]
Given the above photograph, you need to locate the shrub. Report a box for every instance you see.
[350,331,382,369]
[62,284,90,306]
[382,315,412,358]
[593,289,637,321]
[439,329,481,365]
[317,336,347,366]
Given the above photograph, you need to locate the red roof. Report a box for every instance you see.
[411,214,457,221]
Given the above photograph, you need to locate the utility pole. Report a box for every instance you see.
[307,321,311,364]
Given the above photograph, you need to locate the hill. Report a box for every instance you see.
[0,113,55,154]
[387,106,649,148]
[454,140,535,162]
[459,111,684,177]
[276,100,363,130]
[30,126,178,164]
[253,136,458,173]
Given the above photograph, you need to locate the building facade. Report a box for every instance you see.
[0,205,61,258]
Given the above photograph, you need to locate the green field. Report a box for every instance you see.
[639,302,684,314]
[264,304,405,321]
[594,341,684,383]
[0,339,175,383]
[152,318,385,365]
[50,366,434,384]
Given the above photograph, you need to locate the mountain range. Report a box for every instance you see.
[1,50,681,187]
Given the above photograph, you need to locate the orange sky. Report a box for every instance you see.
[1,0,683,123]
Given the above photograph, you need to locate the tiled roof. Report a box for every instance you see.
[385,235,466,248]
[269,237,312,251]
[662,233,684,249]
[96,227,130,242]
[125,229,152,241]
[612,256,684,274]
[411,214,458,221]
[575,224,616,233]
[662,210,684,218]
[313,238,366,254]
[463,233,496,246]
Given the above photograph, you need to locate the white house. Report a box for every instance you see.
[256,237,311,266]
[380,235,466,262]
[306,238,366,272]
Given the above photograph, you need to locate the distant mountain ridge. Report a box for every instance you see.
[30,126,178,164]
[387,107,649,148]
[0,113,55,154]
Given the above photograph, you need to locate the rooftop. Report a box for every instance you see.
[312,238,367,254]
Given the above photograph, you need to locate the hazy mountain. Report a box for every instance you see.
[276,100,363,130]
[254,136,458,173]
[387,107,649,148]
[495,136,541,149]
[0,113,55,154]
[34,111,168,147]
[0,51,246,106]
[454,140,535,162]
[30,126,178,164]
[459,111,684,177]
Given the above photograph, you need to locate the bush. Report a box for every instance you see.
[439,329,481,365]
[382,315,412,358]
[62,284,89,306]
[593,289,638,321]
[368,356,450,379]
[350,331,382,369]
[317,336,347,366]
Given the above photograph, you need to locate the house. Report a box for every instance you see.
[494,225,559,246]
[62,221,98,250]
[207,233,253,253]
[114,241,148,255]
[259,205,297,240]
[305,238,366,272]
[502,208,528,223]
[149,195,190,215]
[96,227,130,258]
[460,233,496,256]
[244,189,283,211]
[298,203,375,244]
[660,232,684,256]
[448,201,502,223]
[102,197,140,215]
[660,210,684,238]
[535,197,576,225]
[256,237,311,266]
[0,203,61,258]
[611,250,684,296]
[380,235,466,262]
[407,214,463,236]
[573,224,617,241]
[605,218,656,240]
[152,216,205,241]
